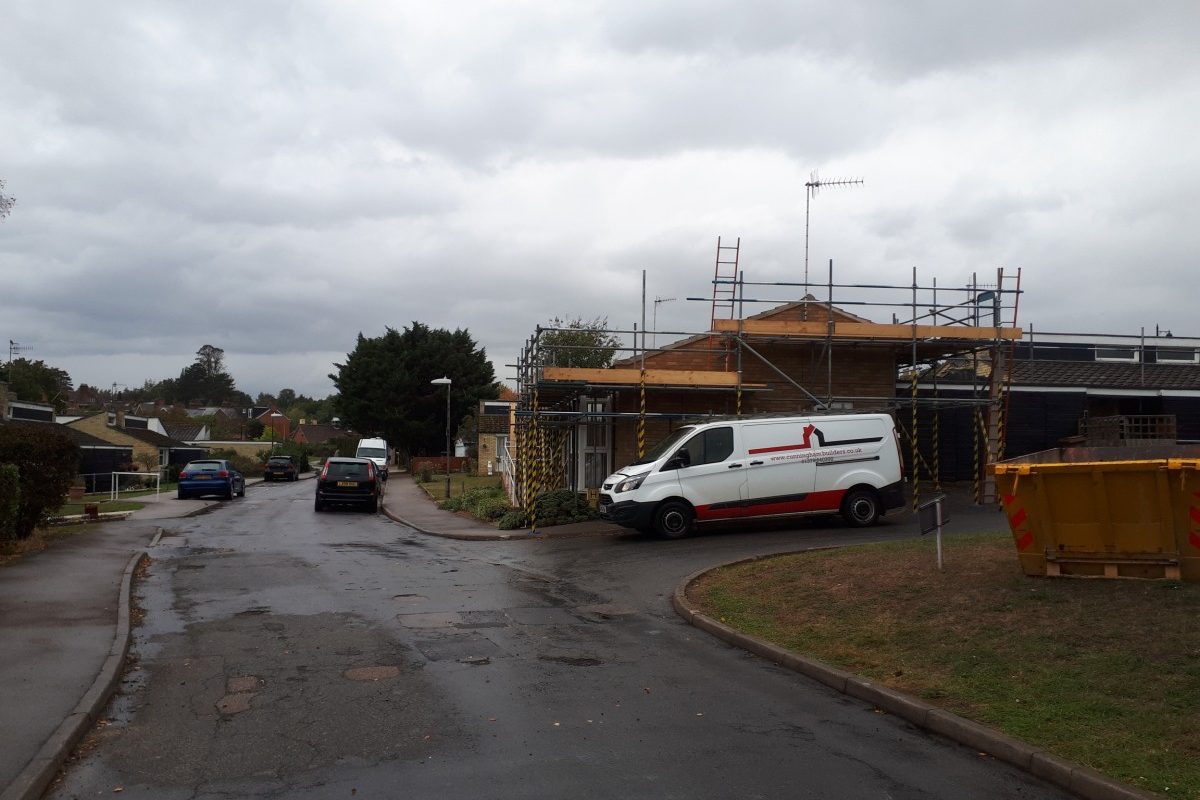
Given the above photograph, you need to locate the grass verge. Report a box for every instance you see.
[0,522,102,566]
[415,474,503,503]
[55,500,146,516]
[688,532,1199,797]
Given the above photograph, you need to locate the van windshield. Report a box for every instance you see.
[629,426,695,466]
[356,447,386,458]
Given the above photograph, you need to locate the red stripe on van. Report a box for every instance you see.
[747,443,809,455]
[747,490,845,517]
[694,490,846,522]
[693,504,743,522]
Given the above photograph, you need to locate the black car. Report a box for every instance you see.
[264,455,298,482]
[314,457,380,513]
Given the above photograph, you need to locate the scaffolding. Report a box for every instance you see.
[512,262,1023,521]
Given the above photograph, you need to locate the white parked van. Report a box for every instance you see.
[354,437,389,482]
[599,414,905,538]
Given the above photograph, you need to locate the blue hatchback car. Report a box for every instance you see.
[177,459,246,500]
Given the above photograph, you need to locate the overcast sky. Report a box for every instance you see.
[3,1,1198,399]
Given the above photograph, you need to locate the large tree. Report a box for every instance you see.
[331,323,499,455]
[174,344,238,404]
[0,358,73,412]
[538,316,621,368]
[0,424,79,539]
[0,178,14,221]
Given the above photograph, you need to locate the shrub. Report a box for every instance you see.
[0,425,80,538]
[494,489,597,530]
[497,510,527,530]
[164,463,182,483]
[265,441,313,472]
[438,495,465,512]
[330,435,358,459]
[532,488,597,525]
[207,449,261,477]
[473,495,512,521]
[0,463,19,540]
[418,465,433,483]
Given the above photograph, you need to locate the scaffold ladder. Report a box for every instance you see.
[710,236,740,330]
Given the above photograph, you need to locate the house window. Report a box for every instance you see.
[1156,347,1199,364]
[1095,347,1139,363]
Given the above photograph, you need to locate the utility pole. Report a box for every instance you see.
[653,297,676,348]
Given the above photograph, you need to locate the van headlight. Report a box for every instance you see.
[615,472,648,493]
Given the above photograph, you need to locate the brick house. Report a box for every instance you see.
[528,299,903,493]
[521,292,1018,497]
[67,412,206,472]
[475,387,518,478]
[292,423,351,448]
[257,409,291,442]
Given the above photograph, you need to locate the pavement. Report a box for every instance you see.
[379,474,626,540]
[0,475,1150,800]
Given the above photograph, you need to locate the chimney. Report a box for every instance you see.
[0,382,10,421]
[116,410,126,428]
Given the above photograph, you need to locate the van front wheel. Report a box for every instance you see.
[654,501,694,539]
[841,488,880,527]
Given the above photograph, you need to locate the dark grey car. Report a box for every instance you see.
[314,457,380,513]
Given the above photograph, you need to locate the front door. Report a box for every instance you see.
[576,397,611,491]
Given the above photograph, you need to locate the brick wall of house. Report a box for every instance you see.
[477,433,499,476]
[605,343,898,469]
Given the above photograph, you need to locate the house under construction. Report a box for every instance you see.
[510,239,1023,516]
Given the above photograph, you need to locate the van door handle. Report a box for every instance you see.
[727,463,743,469]
[749,460,763,466]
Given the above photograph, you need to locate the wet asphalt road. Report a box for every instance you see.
[48,480,1067,799]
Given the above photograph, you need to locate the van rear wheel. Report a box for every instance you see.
[841,488,880,527]
[654,501,694,539]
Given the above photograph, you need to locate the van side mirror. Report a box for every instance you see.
[663,452,690,470]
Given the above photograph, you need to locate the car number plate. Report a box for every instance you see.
[337,481,357,487]
[196,475,211,480]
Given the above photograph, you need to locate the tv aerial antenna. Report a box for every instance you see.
[804,172,863,286]
[8,339,30,363]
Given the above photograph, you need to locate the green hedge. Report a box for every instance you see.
[0,426,80,538]
[497,489,598,530]
[438,486,513,521]
[0,463,19,540]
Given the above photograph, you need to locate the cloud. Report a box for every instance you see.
[1,1,1198,398]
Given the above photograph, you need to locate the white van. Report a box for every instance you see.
[354,437,389,482]
[599,414,905,538]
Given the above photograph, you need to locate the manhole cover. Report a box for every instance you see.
[344,666,401,682]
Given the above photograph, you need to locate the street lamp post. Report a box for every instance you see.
[269,412,283,454]
[430,377,452,498]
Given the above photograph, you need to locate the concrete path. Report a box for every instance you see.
[380,474,626,540]
[0,521,155,800]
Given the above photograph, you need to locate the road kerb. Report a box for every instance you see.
[672,558,1156,800]
[843,678,932,727]
[0,550,147,800]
